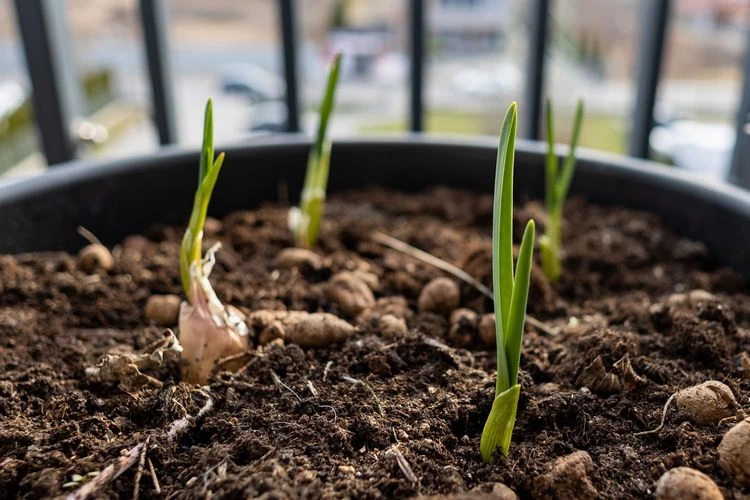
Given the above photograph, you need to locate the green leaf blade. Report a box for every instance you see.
[313,53,342,162]
[302,141,332,248]
[539,233,560,284]
[199,99,214,183]
[554,98,584,209]
[505,219,535,386]
[295,53,342,248]
[544,98,558,211]
[480,384,521,463]
[483,102,534,463]
[180,100,225,298]
[542,99,584,283]
[493,102,517,337]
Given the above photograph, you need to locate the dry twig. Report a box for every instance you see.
[323,360,333,381]
[68,392,213,500]
[372,231,492,297]
[77,226,104,246]
[371,231,556,335]
[635,392,676,436]
[147,458,161,494]
[132,437,149,500]
[271,370,303,402]
[387,446,418,486]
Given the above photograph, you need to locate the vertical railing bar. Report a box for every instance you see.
[279,0,300,133]
[13,0,80,165]
[522,0,550,140]
[629,0,671,159]
[729,25,750,188]
[409,0,425,132]
[139,0,177,145]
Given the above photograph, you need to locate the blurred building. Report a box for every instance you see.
[428,0,509,54]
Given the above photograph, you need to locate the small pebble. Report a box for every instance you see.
[689,289,718,303]
[351,270,380,290]
[275,248,323,270]
[78,244,114,274]
[675,380,738,425]
[668,289,718,308]
[478,314,496,346]
[255,311,355,348]
[533,451,598,499]
[373,296,413,319]
[468,483,519,500]
[736,352,750,379]
[418,277,460,315]
[450,308,476,325]
[379,314,408,338]
[144,294,181,326]
[121,235,150,253]
[537,382,560,396]
[298,470,316,482]
[421,483,517,500]
[203,217,222,234]
[719,417,750,486]
[448,308,477,346]
[327,272,375,317]
[655,467,722,500]
[667,293,688,307]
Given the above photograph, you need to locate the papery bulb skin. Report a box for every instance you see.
[179,253,248,384]
[288,206,310,248]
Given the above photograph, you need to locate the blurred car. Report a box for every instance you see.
[248,100,287,132]
[219,63,285,103]
[650,119,735,179]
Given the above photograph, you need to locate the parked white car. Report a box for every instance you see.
[219,63,285,103]
[650,119,735,180]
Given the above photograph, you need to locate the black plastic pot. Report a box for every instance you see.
[2,135,750,276]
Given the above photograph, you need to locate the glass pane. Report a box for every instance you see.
[66,0,159,159]
[425,0,528,135]
[545,0,638,154]
[654,0,749,180]
[0,0,44,178]
[298,0,408,135]
[168,0,284,145]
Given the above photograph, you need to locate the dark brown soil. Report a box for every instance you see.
[1,187,750,499]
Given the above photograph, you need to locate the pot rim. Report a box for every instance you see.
[2,134,748,215]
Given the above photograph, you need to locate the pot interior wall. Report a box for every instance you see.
[1,137,749,276]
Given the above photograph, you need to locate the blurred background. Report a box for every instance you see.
[0,0,748,181]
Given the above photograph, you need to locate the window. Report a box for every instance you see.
[0,0,43,177]
[66,0,159,160]
[653,0,750,179]
[168,0,284,145]
[299,0,409,135]
[425,0,527,135]
[545,0,638,154]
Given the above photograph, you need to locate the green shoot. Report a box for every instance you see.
[539,98,584,283]
[480,102,536,463]
[289,52,342,248]
[178,99,248,384]
[180,98,225,298]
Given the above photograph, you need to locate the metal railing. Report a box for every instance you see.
[9,0,750,187]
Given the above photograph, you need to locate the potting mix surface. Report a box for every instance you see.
[1,187,749,499]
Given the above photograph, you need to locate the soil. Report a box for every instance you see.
[1,186,750,499]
